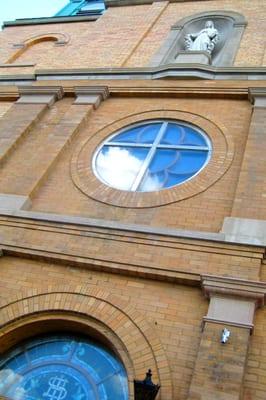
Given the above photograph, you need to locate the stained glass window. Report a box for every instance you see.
[93,120,212,192]
[0,335,128,400]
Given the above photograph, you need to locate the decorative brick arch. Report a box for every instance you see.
[0,285,173,400]
[7,32,70,63]
[71,109,234,208]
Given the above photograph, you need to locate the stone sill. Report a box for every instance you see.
[0,64,35,68]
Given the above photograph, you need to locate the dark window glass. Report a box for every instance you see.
[0,335,128,400]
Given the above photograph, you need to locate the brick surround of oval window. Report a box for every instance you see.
[71,110,234,208]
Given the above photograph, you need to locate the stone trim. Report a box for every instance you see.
[201,276,266,333]
[17,85,64,106]
[221,217,266,246]
[36,65,266,81]
[202,317,254,331]
[0,63,35,68]
[0,194,31,211]
[1,66,266,83]
[201,275,266,306]
[248,87,266,108]
[0,84,248,101]
[74,86,110,108]
[3,15,99,28]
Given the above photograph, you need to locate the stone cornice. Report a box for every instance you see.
[36,65,266,81]
[201,275,266,306]
[0,211,264,287]
[17,86,64,106]
[248,87,266,107]
[74,86,109,100]
[2,15,98,29]
[0,209,264,249]
[74,86,110,107]
[0,84,249,101]
[18,86,64,99]
[202,317,254,331]
[1,65,266,84]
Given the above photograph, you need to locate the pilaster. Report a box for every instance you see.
[188,275,266,400]
[0,86,109,205]
[74,86,109,108]
[223,88,266,246]
[0,88,64,165]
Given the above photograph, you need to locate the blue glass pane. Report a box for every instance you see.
[164,172,195,187]
[27,340,72,363]
[161,123,208,146]
[137,123,161,144]
[148,149,179,173]
[183,127,207,146]
[100,372,128,400]
[167,150,207,175]
[160,123,186,145]
[139,149,208,191]
[73,343,119,381]
[0,335,128,400]
[109,127,140,143]
[95,146,149,190]
[110,123,160,144]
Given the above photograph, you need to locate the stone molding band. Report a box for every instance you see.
[202,275,266,332]
[248,87,266,108]
[1,85,265,105]
[2,66,266,83]
[202,317,254,331]
[201,274,266,306]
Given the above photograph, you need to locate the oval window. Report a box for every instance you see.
[0,334,128,400]
[93,120,211,192]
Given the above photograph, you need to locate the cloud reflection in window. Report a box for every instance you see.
[94,121,211,192]
[0,369,25,399]
[96,147,162,192]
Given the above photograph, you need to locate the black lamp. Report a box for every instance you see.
[134,369,160,400]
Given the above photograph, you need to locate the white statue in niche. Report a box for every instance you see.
[185,20,219,55]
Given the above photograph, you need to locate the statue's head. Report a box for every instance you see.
[205,20,214,29]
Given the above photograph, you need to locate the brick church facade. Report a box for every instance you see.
[0,0,266,399]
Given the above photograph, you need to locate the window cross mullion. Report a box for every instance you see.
[131,122,168,191]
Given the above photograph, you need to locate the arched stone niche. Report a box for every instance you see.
[149,11,247,67]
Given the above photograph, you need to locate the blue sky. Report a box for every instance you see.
[0,0,67,29]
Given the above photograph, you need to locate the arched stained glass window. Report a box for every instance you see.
[0,335,128,400]
[93,120,212,192]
